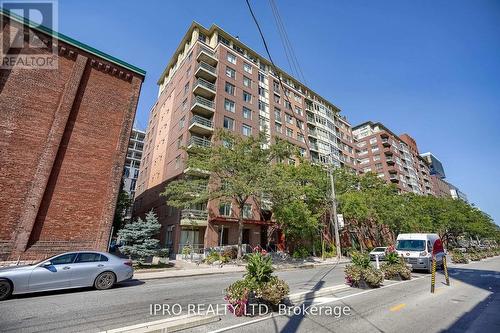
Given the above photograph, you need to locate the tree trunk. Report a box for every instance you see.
[237,204,244,259]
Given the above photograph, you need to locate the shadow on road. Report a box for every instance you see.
[8,279,145,300]
[437,265,500,332]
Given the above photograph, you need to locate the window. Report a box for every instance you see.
[179,116,185,129]
[223,116,234,130]
[295,107,303,116]
[373,155,381,161]
[182,98,188,111]
[274,108,282,122]
[285,113,293,124]
[184,82,189,94]
[243,62,252,73]
[370,137,378,144]
[296,119,304,130]
[225,82,235,95]
[75,252,102,263]
[174,155,181,169]
[242,124,252,136]
[274,94,280,103]
[359,158,369,165]
[243,91,252,103]
[219,203,232,216]
[286,127,293,137]
[297,133,305,142]
[243,76,252,88]
[226,66,235,79]
[227,52,237,64]
[177,135,183,148]
[224,98,235,112]
[242,204,253,219]
[243,106,252,119]
[275,122,282,133]
[273,81,280,93]
[51,253,77,265]
[285,100,292,110]
[258,72,265,83]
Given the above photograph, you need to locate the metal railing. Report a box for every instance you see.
[194,78,216,91]
[198,45,217,58]
[197,61,216,74]
[181,209,208,220]
[192,95,215,109]
[190,115,213,128]
[188,136,212,148]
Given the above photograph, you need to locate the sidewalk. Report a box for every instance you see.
[134,257,350,280]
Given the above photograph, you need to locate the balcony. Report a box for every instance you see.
[191,96,215,117]
[189,115,214,135]
[180,209,208,227]
[193,78,216,99]
[195,61,217,82]
[187,136,212,149]
[382,138,391,147]
[307,128,318,138]
[386,156,395,165]
[309,142,319,151]
[183,167,210,177]
[389,173,399,183]
[197,45,218,66]
[307,115,316,124]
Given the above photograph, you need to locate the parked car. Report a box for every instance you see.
[369,247,387,261]
[396,233,445,273]
[0,251,133,301]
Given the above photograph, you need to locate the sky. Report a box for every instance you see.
[55,0,500,224]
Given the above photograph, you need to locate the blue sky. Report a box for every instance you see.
[56,0,500,224]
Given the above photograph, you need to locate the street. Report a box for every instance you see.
[1,257,499,332]
[0,262,348,332]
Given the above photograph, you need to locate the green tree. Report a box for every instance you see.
[162,130,293,258]
[112,186,131,235]
[117,210,161,260]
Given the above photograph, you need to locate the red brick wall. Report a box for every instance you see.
[0,18,144,260]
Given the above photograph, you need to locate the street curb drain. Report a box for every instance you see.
[99,314,220,333]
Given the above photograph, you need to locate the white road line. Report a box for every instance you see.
[208,275,428,333]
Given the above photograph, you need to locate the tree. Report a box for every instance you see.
[112,185,131,235]
[117,210,161,260]
[162,130,294,258]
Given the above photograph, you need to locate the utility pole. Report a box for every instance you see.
[328,167,342,259]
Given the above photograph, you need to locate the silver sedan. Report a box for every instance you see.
[0,251,134,300]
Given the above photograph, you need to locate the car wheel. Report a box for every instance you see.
[0,279,13,301]
[94,272,116,290]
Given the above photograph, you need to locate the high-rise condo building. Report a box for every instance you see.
[134,22,356,254]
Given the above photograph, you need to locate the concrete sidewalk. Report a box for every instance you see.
[134,257,350,280]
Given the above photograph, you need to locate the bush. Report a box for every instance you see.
[225,279,257,317]
[345,264,384,288]
[181,245,192,256]
[469,252,481,261]
[381,262,412,280]
[351,251,371,268]
[451,250,469,264]
[223,246,238,260]
[292,246,310,259]
[256,276,290,306]
[245,252,273,284]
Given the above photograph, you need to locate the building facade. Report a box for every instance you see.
[352,122,433,195]
[134,22,356,254]
[0,10,145,260]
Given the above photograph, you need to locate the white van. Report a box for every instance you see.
[396,233,445,273]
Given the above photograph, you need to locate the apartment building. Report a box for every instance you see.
[134,22,356,254]
[352,122,433,195]
[421,152,468,201]
[123,129,146,199]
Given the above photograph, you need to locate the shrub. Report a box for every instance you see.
[181,245,192,256]
[451,250,469,264]
[363,266,384,287]
[351,251,371,268]
[256,276,290,306]
[469,252,481,261]
[292,246,310,259]
[345,265,384,288]
[344,265,363,287]
[245,252,273,284]
[204,250,220,264]
[225,279,257,317]
[222,246,238,260]
[381,262,412,280]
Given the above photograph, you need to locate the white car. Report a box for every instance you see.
[369,247,387,261]
[0,251,134,300]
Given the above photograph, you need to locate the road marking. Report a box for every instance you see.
[209,275,428,333]
[390,303,406,312]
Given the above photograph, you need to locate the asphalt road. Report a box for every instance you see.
[197,256,500,333]
[0,261,348,332]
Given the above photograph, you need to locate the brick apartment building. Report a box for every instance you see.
[352,122,433,195]
[0,10,145,260]
[133,22,356,254]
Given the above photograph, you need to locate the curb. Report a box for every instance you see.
[288,284,349,303]
[100,314,220,333]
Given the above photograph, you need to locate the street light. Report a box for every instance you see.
[327,154,342,260]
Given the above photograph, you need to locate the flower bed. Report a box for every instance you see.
[344,251,384,288]
[380,246,412,281]
[225,250,289,316]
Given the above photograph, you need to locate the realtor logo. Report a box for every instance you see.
[0,0,58,69]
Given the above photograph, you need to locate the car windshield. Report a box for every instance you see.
[373,247,386,252]
[396,240,425,251]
